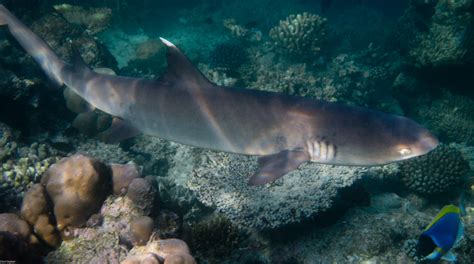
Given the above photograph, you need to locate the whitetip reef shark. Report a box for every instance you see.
[0,5,439,185]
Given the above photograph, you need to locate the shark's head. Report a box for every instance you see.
[384,117,439,161]
[325,107,439,166]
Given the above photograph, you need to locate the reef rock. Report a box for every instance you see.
[124,238,195,264]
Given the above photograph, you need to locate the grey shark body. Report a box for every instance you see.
[0,5,438,185]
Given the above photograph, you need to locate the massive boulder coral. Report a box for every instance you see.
[269,12,327,57]
[41,154,112,230]
[21,183,60,247]
[399,144,470,195]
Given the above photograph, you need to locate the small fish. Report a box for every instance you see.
[417,205,464,262]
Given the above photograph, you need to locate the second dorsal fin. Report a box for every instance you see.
[158,37,212,87]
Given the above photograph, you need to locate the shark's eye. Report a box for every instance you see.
[398,148,412,156]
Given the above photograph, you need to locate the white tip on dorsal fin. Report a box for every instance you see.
[159,37,176,48]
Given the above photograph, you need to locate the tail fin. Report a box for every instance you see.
[0,4,66,86]
[0,5,11,25]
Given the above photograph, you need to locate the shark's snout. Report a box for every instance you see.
[415,130,439,155]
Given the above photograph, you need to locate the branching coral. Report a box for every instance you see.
[0,142,58,210]
[417,91,474,145]
[209,41,249,73]
[269,12,327,57]
[399,144,470,195]
[407,0,474,67]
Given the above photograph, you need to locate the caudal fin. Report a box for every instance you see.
[0,5,11,25]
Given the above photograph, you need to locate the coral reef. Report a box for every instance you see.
[198,64,238,86]
[73,137,134,164]
[31,12,117,68]
[187,214,241,261]
[126,177,157,215]
[0,40,44,102]
[0,213,31,240]
[416,91,474,145]
[0,231,42,263]
[209,41,248,73]
[176,146,375,229]
[20,183,60,247]
[130,216,154,246]
[71,111,112,136]
[41,154,112,230]
[53,4,112,34]
[399,144,470,195]
[126,39,167,77]
[0,141,58,211]
[241,45,399,109]
[111,163,141,195]
[269,193,431,263]
[45,196,138,263]
[0,122,16,162]
[406,0,474,67]
[124,238,195,264]
[269,12,327,57]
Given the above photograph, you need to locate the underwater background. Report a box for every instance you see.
[0,0,473,263]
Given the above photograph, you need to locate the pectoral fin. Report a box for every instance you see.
[248,150,309,186]
[98,118,141,143]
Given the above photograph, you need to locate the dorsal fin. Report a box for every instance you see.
[159,37,212,86]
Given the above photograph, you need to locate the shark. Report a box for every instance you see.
[0,5,438,185]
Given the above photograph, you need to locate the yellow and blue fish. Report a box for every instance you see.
[416,205,464,262]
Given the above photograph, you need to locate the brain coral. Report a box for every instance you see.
[269,12,327,57]
[399,144,470,195]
